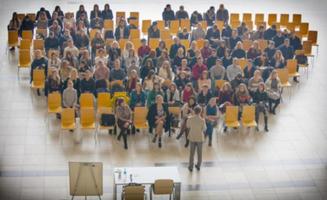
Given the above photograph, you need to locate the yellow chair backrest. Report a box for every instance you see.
[200,20,208,30]
[19,49,31,67]
[17,13,25,21]
[230,13,240,22]
[48,92,61,111]
[286,59,298,74]
[129,19,139,28]
[280,14,289,26]
[163,39,174,50]
[180,39,190,49]
[180,19,190,31]
[242,39,253,51]
[196,39,204,49]
[33,69,45,85]
[169,20,180,34]
[237,58,249,71]
[286,23,296,32]
[89,29,99,42]
[33,39,44,50]
[156,20,165,31]
[307,30,317,45]
[104,19,114,30]
[116,11,126,25]
[230,21,240,29]
[244,21,253,31]
[215,21,224,32]
[134,107,148,123]
[80,108,95,126]
[142,20,152,34]
[160,29,171,40]
[243,13,252,22]
[61,108,75,126]
[242,105,255,123]
[130,11,139,19]
[20,39,31,49]
[123,185,145,200]
[292,14,302,25]
[257,39,268,51]
[118,39,127,50]
[268,13,277,26]
[22,30,33,40]
[276,68,289,85]
[153,179,174,194]
[215,80,226,90]
[97,92,111,109]
[149,38,160,50]
[303,41,312,56]
[168,107,181,116]
[255,13,265,24]
[225,106,239,123]
[129,29,140,39]
[130,39,141,50]
[299,22,309,36]
[8,31,18,46]
[80,93,94,108]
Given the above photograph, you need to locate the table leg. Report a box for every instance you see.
[174,183,181,200]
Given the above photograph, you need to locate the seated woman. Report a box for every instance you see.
[181,83,197,103]
[248,70,264,97]
[243,59,256,81]
[80,70,96,94]
[94,48,108,66]
[115,98,133,150]
[265,70,281,115]
[198,70,211,90]
[253,82,269,132]
[247,41,262,60]
[204,97,220,146]
[270,50,285,69]
[45,69,61,96]
[63,50,78,69]
[147,82,164,108]
[231,41,246,59]
[197,84,213,107]
[176,58,191,77]
[143,70,164,93]
[124,48,139,71]
[176,96,197,147]
[218,82,234,113]
[158,61,173,81]
[140,58,155,80]
[126,70,139,92]
[233,83,251,119]
[172,47,186,72]
[94,61,109,81]
[165,83,181,106]
[63,78,78,109]
[177,27,189,40]
[62,68,80,96]
[48,52,61,72]
[147,95,170,148]
[130,83,147,110]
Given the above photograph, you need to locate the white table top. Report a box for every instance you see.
[113,166,181,185]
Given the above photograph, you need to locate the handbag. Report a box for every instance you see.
[100,113,115,126]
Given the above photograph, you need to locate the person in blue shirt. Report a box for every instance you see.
[278,38,294,60]
[272,31,285,48]
[264,24,277,40]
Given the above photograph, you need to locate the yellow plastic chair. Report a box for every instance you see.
[292,14,302,26]
[80,108,97,143]
[180,39,190,49]
[20,39,31,50]
[237,58,249,71]
[215,80,226,90]
[243,13,252,22]
[163,39,174,50]
[104,19,114,30]
[169,20,180,35]
[307,30,318,47]
[130,11,139,19]
[180,19,190,31]
[80,93,95,109]
[160,29,171,40]
[31,69,45,97]
[279,14,289,27]
[215,20,224,31]
[8,30,18,49]
[130,39,141,50]
[257,39,268,51]
[142,19,152,34]
[196,39,204,49]
[60,108,76,144]
[22,30,33,41]
[156,20,165,31]
[133,107,148,130]
[149,38,160,50]
[200,20,208,30]
[286,59,300,78]
[276,68,291,88]
[242,40,253,51]
[97,92,111,114]
[18,49,31,77]
[242,106,257,128]
[268,14,277,26]
[129,19,139,28]
[255,13,265,24]
[129,29,140,39]
[230,21,240,29]
[116,11,126,25]
[26,13,36,22]
[119,39,128,50]
[299,22,309,37]
[89,29,99,42]
[150,179,174,200]
[225,106,240,129]
[122,185,145,200]
[303,41,314,58]
[33,39,44,50]
[47,92,62,129]
[230,13,240,23]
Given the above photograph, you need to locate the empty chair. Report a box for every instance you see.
[242,13,252,22]
[255,13,265,24]
[169,20,180,34]
[150,179,175,200]
[20,39,31,50]
[7,30,18,50]
[18,49,31,76]
[163,39,174,50]
[215,80,226,90]
[225,106,240,130]
[129,29,140,39]
[133,107,148,130]
[160,29,171,40]
[230,13,240,23]
[299,22,309,37]
[241,106,257,128]
[292,14,302,25]
[286,59,300,78]
[60,108,76,144]
[22,30,33,41]
[149,38,160,50]
[142,19,152,34]
[276,68,291,88]
[47,92,62,128]
[80,108,96,143]
[31,69,45,91]
[268,13,277,26]
[180,19,190,31]
[80,93,95,109]
[279,14,289,26]
[33,39,44,50]
[156,20,165,31]
[307,30,318,47]
[215,20,224,31]
[122,185,146,200]
[97,92,111,113]
[130,38,141,50]
[303,41,314,57]
[104,19,114,30]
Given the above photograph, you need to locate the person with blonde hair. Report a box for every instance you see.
[158,61,173,80]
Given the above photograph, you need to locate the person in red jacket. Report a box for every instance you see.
[138,39,151,59]
[192,56,207,89]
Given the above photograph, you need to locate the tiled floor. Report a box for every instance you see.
[0,0,327,199]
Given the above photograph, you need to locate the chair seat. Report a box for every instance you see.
[48,107,62,113]
[225,121,240,128]
[19,63,31,68]
[299,64,309,68]
[289,72,300,77]
[281,82,291,87]
[81,123,95,129]
[134,122,148,129]
[32,82,45,89]
[61,123,76,130]
[242,120,257,127]
[97,107,111,114]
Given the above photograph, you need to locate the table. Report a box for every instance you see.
[113,166,181,200]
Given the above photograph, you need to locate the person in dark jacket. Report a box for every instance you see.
[272,31,285,48]
[197,84,213,106]
[76,5,88,20]
[231,41,246,59]
[278,38,294,60]
[216,4,229,24]
[289,31,302,51]
[264,41,277,62]
[294,50,308,83]
[162,4,175,25]
[253,82,269,132]
[19,15,34,37]
[190,11,203,27]
[175,5,189,20]
[222,24,232,39]
[148,22,160,39]
[264,24,277,40]
[90,4,102,20]
[36,7,51,20]
[169,37,185,59]
[102,4,113,20]
[30,50,48,84]
[206,24,220,47]
[110,59,126,81]
[177,27,190,40]
[147,95,170,148]
[80,70,96,94]
[45,31,60,53]
[115,19,130,40]
[229,30,242,50]
[205,6,216,26]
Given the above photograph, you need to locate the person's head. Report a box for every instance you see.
[119,19,125,27]
[50,51,57,59]
[35,50,42,59]
[232,29,238,37]
[191,41,197,49]
[104,4,110,11]
[12,12,17,20]
[219,4,225,10]
[177,47,184,56]
[179,5,184,11]
[67,78,74,88]
[254,70,261,80]
[204,40,210,47]
[209,97,216,106]
[181,58,188,67]
[216,59,222,66]
[258,82,265,92]
[194,106,202,115]
[85,70,92,79]
[135,82,142,92]
[114,59,121,69]
[130,69,138,78]
[197,56,203,64]
[166,4,171,11]
[169,83,177,91]
[155,95,164,104]
[153,82,160,91]
[162,60,170,69]
[70,68,78,79]
[188,96,196,106]
[235,73,242,80]
[275,50,283,60]
[145,59,154,67]
[125,41,134,51]
[232,58,238,66]
[238,83,247,93]
[141,38,147,46]
[173,37,180,44]
[270,69,278,79]
[236,41,243,49]
[179,71,186,79]
[93,4,99,11]
[201,70,209,79]
[211,48,217,57]
[222,82,232,92]
[269,41,275,48]
[185,83,192,92]
[201,84,209,93]
[79,4,85,11]
[284,38,290,47]
[196,23,202,30]
[117,98,125,107]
